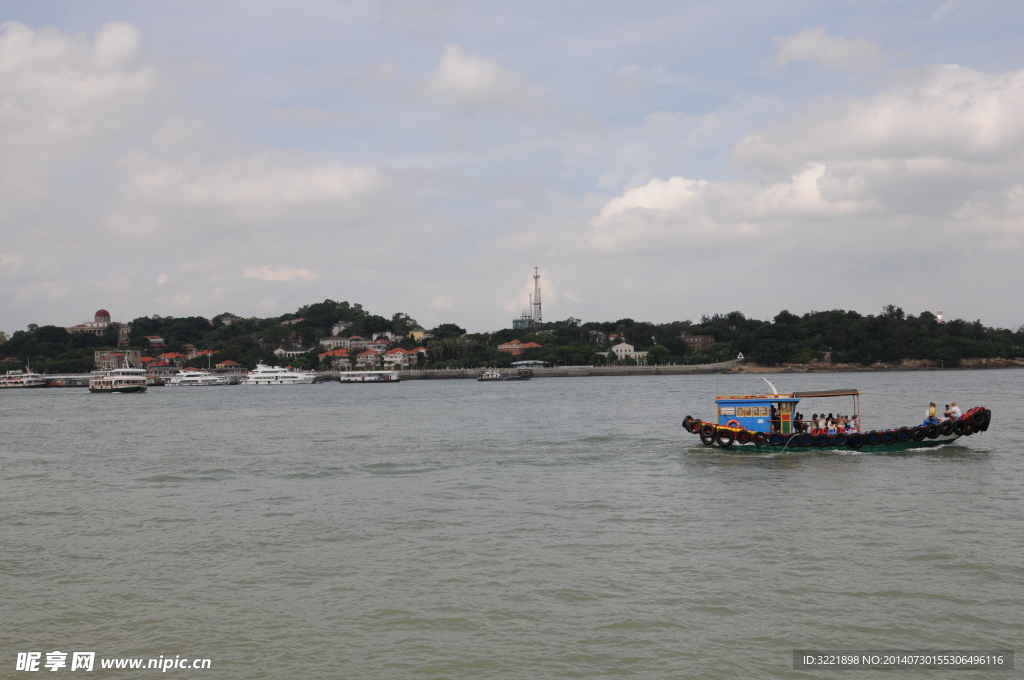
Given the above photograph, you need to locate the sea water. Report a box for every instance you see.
[2,370,1022,678]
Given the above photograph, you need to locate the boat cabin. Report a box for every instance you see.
[715,389,861,434]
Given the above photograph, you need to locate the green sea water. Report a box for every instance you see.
[2,371,1021,678]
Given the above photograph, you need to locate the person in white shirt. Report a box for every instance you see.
[949,402,962,419]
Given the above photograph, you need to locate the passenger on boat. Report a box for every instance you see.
[770,404,780,432]
[949,402,962,419]
[847,416,859,433]
[923,402,941,426]
[794,413,804,432]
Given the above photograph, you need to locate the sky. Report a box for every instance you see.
[2,0,1023,334]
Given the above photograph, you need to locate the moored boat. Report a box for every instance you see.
[0,369,49,388]
[682,383,991,452]
[477,369,505,382]
[241,363,316,385]
[337,370,399,383]
[168,369,229,386]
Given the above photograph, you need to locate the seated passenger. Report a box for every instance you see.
[949,402,962,419]
[923,402,940,426]
[847,415,859,433]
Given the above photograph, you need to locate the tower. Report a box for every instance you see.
[937,309,943,323]
[532,267,542,324]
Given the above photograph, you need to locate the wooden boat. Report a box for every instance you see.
[682,382,991,452]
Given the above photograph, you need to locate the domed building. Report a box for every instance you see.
[67,308,130,344]
[94,309,111,324]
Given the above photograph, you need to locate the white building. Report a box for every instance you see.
[332,321,352,335]
[611,342,648,363]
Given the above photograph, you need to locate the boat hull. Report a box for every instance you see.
[90,385,147,393]
[714,433,961,453]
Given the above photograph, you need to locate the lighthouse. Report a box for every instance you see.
[937,309,943,323]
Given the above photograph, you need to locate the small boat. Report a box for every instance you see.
[477,369,505,382]
[89,366,148,393]
[337,370,399,383]
[682,381,991,452]
[0,369,49,388]
[168,370,229,386]
[241,363,316,385]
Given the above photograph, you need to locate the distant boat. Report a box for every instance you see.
[337,370,399,383]
[0,369,48,388]
[241,364,316,385]
[168,370,229,386]
[477,368,505,382]
[90,366,147,393]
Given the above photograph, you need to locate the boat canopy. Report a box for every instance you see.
[714,389,862,434]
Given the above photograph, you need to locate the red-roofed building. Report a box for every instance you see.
[383,347,417,369]
[156,352,186,367]
[215,360,246,375]
[140,356,155,364]
[318,348,352,369]
[356,349,381,368]
[497,339,543,356]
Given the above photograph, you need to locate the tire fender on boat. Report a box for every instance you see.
[752,432,768,446]
[925,424,940,439]
[864,431,881,445]
[833,433,848,447]
[799,433,814,447]
[814,434,830,447]
[911,427,926,441]
[897,427,912,442]
[952,420,967,436]
[971,410,986,426]
[735,429,752,444]
[768,433,785,446]
[939,421,954,436]
[847,433,864,449]
[682,415,694,432]
[715,429,735,447]
[881,430,897,445]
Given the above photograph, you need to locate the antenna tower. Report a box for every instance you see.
[532,267,542,324]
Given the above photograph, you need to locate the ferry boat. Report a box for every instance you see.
[241,364,316,385]
[89,367,148,393]
[0,369,48,388]
[682,381,991,452]
[477,368,533,382]
[337,370,399,383]
[168,370,229,386]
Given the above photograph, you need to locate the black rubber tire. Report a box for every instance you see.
[699,428,715,446]
[716,429,735,447]
[952,420,967,436]
[799,433,814,447]
[881,430,897,445]
[963,423,975,436]
[701,423,716,438]
[814,434,830,447]
[848,433,863,449]
[768,433,784,446]
[735,430,752,444]
[897,427,912,441]
[752,432,768,446]
[833,433,848,447]
[925,424,940,439]
[971,410,985,425]
[980,409,991,431]
[911,427,926,441]
[682,415,694,432]
[939,421,954,436]
[865,431,881,445]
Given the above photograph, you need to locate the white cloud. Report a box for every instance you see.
[243,266,320,283]
[774,27,898,73]
[591,63,1024,257]
[417,43,542,114]
[156,273,169,286]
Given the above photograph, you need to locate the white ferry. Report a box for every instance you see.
[338,370,399,383]
[0,369,48,388]
[242,364,317,385]
[90,367,148,393]
[168,370,229,386]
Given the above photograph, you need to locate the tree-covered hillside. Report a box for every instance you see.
[0,301,1020,372]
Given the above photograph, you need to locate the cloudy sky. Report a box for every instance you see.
[2,0,1023,334]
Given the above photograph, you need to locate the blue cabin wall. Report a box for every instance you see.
[716,398,800,433]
